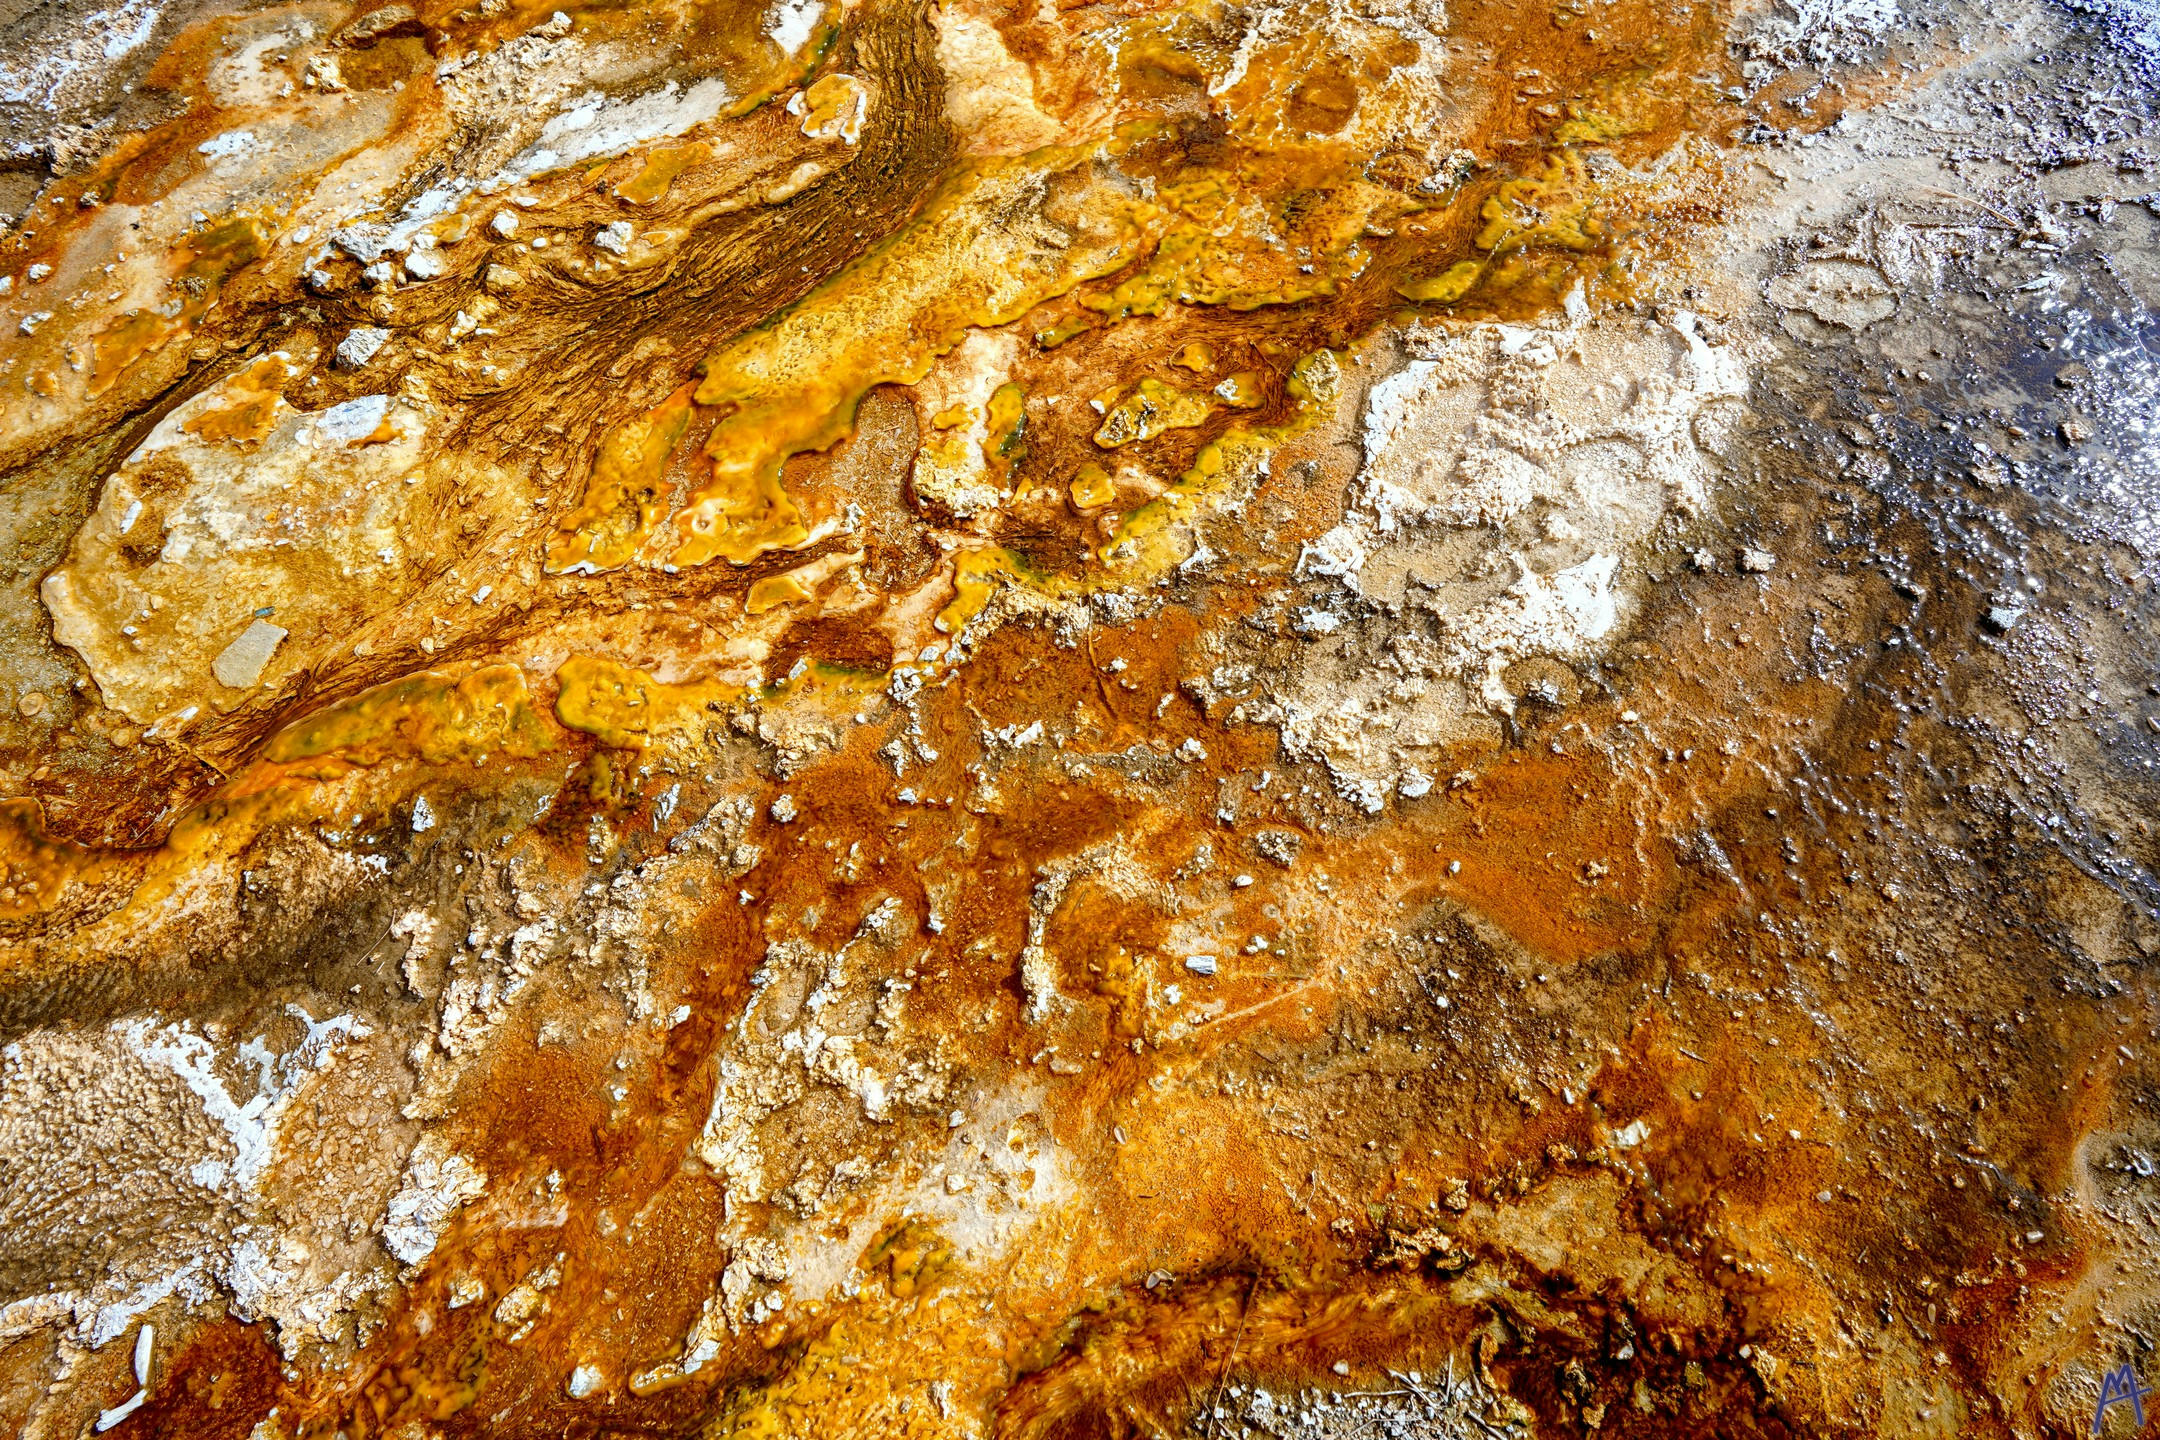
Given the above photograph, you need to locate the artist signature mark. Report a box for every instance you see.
[2096,1364,2157,1435]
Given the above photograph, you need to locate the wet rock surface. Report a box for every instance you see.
[2,0,2160,1436]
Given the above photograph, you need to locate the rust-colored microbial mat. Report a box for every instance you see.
[5,0,2160,1435]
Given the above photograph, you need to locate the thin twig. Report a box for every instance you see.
[1912,183,2022,230]
[1206,1274,1262,1440]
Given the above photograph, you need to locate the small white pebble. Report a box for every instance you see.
[95,1393,146,1433]
[335,325,389,369]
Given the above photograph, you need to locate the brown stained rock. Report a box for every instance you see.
[0,1,2156,1438]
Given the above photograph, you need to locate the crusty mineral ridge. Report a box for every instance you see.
[3,0,2160,1435]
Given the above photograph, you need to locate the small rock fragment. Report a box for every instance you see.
[335,326,389,369]
[794,72,870,143]
[94,1392,146,1433]
[212,618,289,689]
[331,222,396,264]
[490,211,520,238]
[316,393,391,444]
[593,221,633,257]
[1739,548,1776,573]
[403,247,447,281]
[337,3,419,47]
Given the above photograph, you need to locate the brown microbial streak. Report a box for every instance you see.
[0,0,843,461]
